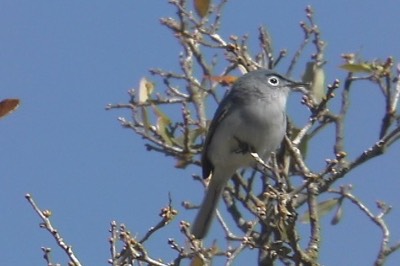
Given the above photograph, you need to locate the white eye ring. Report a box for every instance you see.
[268,76,280,86]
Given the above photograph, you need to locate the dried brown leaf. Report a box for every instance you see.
[0,98,20,119]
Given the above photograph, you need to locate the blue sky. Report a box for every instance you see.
[1,1,400,265]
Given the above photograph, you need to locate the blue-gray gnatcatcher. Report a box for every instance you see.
[191,69,307,239]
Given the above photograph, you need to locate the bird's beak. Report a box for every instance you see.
[289,82,310,94]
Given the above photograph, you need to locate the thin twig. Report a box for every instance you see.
[109,221,118,265]
[329,189,400,266]
[25,194,82,266]
[139,195,177,243]
[305,183,320,258]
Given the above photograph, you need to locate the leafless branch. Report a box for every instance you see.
[329,188,400,266]
[25,194,82,266]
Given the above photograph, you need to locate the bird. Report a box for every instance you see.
[191,69,307,239]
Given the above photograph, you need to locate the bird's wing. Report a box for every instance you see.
[201,93,234,179]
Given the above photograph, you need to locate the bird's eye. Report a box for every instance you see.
[268,76,280,86]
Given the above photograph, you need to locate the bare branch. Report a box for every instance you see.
[25,194,82,266]
[329,188,400,266]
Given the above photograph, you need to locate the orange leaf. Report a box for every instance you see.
[194,0,211,18]
[205,75,237,86]
[0,98,20,119]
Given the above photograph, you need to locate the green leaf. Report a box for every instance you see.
[340,63,374,73]
[190,255,204,266]
[301,198,340,223]
[152,105,173,145]
[194,0,211,18]
[298,133,309,159]
[290,126,309,159]
[138,77,155,103]
[275,219,289,242]
[173,127,205,147]
[302,61,325,104]
[152,105,171,125]
[141,107,150,134]
[175,154,193,169]
[331,204,343,225]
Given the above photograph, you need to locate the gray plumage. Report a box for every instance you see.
[191,69,306,239]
